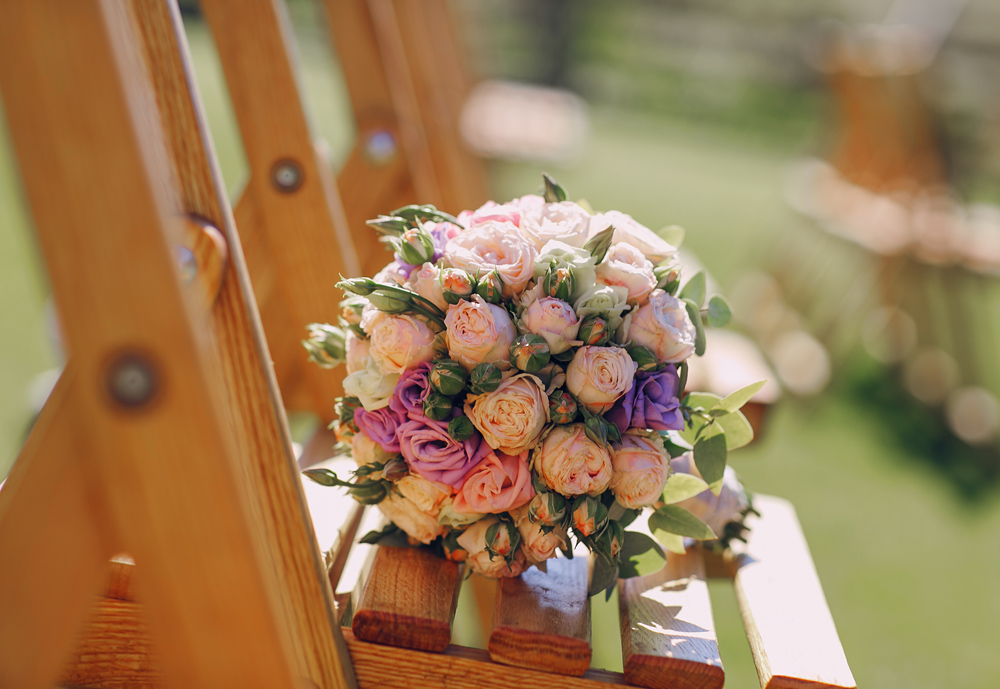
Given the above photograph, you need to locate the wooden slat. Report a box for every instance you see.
[59,598,160,689]
[352,545,463,652]
[733,496,856,689]
[488,558,592,676]
[619,550,725,689]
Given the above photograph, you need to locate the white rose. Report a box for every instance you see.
[573,284,631,334]
[590,210,677,264]
[670,453,748,536]
[444,220,536,296]
[405,262,448,312]
[343,358,400,411]
[519,295,581,355]
[519,201,591,250]
[368,314,438,374]
[566,345,637,414]
[534,240,596,303]
[595,242,657,306]
[345,331,371,375]
[444,295,517,371]
[377,492,445,545]
[618,289,696,364]
[360,301,386,335]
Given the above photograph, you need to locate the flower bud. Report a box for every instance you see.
[367,290,411,314]
[440,268,477,305]
[654,264,680,292]
[339,296,367,326]
[366,214,410,236]
[334,420,356,443]
[302,323,346,368]
[548,390,578,424]
[337,277,379,296]
[484,520,520,560]
[475,270,504,304]
[510,333,551,373]
[448,415,476,442]
[350,479,388,505]
[571,496,609,538]
[528,491,567,526]
[442,530,468,562]
[422,392,454,421]
[336,397,362,426]
[381,456,409,482]
[583,414,620,447]
[469,362,502,394]
[595,519,624,561]
[578,314,610,347]
[429,359,468,396]
[628,345,660,373]
[396,227,436,265]
[542,265,575,301]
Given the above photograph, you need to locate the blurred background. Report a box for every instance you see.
[2,0,1000,686]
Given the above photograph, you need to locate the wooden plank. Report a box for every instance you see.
[352,545,462,652]
[488,557,592,676]
[619,550,725,689]
[733,496,856,689]
[59,598,160,689]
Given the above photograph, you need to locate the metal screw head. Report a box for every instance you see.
[175,245,197,283]
[106,353,158,409]
[364,129,397,165]
[270,159,303,192]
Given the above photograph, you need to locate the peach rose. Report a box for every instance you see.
[396,474,451,515]
[456,516,529,578]
[595,242,657,306]
[345,331,370,375]
[405,262,448,312]
[360,301,387,335]
[453,450,534,514]
[351,430,394,469]
[444,220,536,296]
[531,424,613,496]
[515,512,568,566]
[618,289,696,364]
[590,210,677,264]
[377,492,446,545]
[566,345,637,414]
[519,294,581,355]
[465,373,549,454]
[444,296,517,371]
[519,201,591,250]
[610,430,672,509]
[368,315,438,374]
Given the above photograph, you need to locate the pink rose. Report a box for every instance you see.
[519,201,591,250]
[444,220,536,296]
[610,430,672,509]
[531,423,613,496]
[453,450,534,514]
[377,492,445,545]
[398,417,492,490]
[519,294,581,355]
[465,373,549,454]
[345,331,370,375]
[619,289,696,364]
[368,315,438,374]
[458,195,545,228]
[405,262,448,312]
[456,516,529,578]
[595,242,657,306]
[444,296,517,371]
[590,210,677,264]
[566,345,637,414]
[373,261,409,286]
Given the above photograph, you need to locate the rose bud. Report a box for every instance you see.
[528,490,567,526]
[441,530,468,563]
[595,519,624,561]
[542,265,575,301]
[395,226,436,266]
[510,333,551,373]
[429,359,468,396]
[422,392,454,421]
[440,268,477,305]
[548,390,578,424]
[337,277,379,296]
[366,214,410,235]
[339,296,367,326]
[367,290,412,314]
[469,362,502,394]
[578,313,610,347]
[448,415,476,442]
[381,456,409,482]
[484,520,520,560]
[476,270,505,304]
[303,323,347,368]
[628,345,661,373]
[654,264,680,292]
[337,396,362,426]
[571,495,609,538]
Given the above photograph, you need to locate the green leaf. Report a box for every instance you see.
[715,409,754,450]
[618,531,666,579]
[693,432,727,492]
[650,505,716,540]
[679,271,706,308]
[359,522,404,546]
[714,380,766,414]
[589,557,619,598]
[657,224,685,248]
[542,173,567,203]
[684,299,706,356]
[706,295,731,328]
[661,472,710,504]
[654,530,687,554]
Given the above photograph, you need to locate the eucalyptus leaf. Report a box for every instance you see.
[706,295,732,328]
[716,409,754,450]
[650,504,716,540]
[684,299,706,356]
[618,531,666,579]
[714,380,767,414]
[657,224,685,248]
[589,557,619,599]
[661,472,710,505]
[678,271,706,308]
[654,530,687,554]
[693,432,727,492]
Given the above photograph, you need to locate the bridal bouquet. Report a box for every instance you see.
[304,175,761,596]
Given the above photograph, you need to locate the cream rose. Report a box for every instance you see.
[456,516,529,578]
[590,210,677,264]
[465,373,549,454]
[520,201,591,249]
[534,241,596,302]
[519,295,581,355]
[351,430,394,468]
[595,242,657,306]
[345,331,371,375]
[573,284,631,334]
[610,430,672,509]
[405,262,448,312]
[618,289,696,364]
[531,423,613,496]
[670,453,748,536]
[377,492,445,545]
[368,315,437,374]
[566,345,637,414]
[444,295,517,371]
[343,358,400,410]
[360,301,387,335]
[396,474,451,515]
[444,220,536,296]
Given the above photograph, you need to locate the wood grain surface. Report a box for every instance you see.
[619,550,725,689]
[488,557,592,676]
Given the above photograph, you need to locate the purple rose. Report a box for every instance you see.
[606,367,684,434]
[354,406,403,453]
[389,362,433,420]
[398,417,491,490]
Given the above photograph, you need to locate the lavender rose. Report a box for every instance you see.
[353,406,403,453]
[605,367,684,434]
[398,417,492,490]
[389,362,433,420]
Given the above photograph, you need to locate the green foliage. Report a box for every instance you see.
[679,270,706,307]
[706,295,731,327]
[650,504,715,540]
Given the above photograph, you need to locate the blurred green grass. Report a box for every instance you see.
[1,16,998,689]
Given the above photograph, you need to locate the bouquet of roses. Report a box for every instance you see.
[304,175,761,596]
